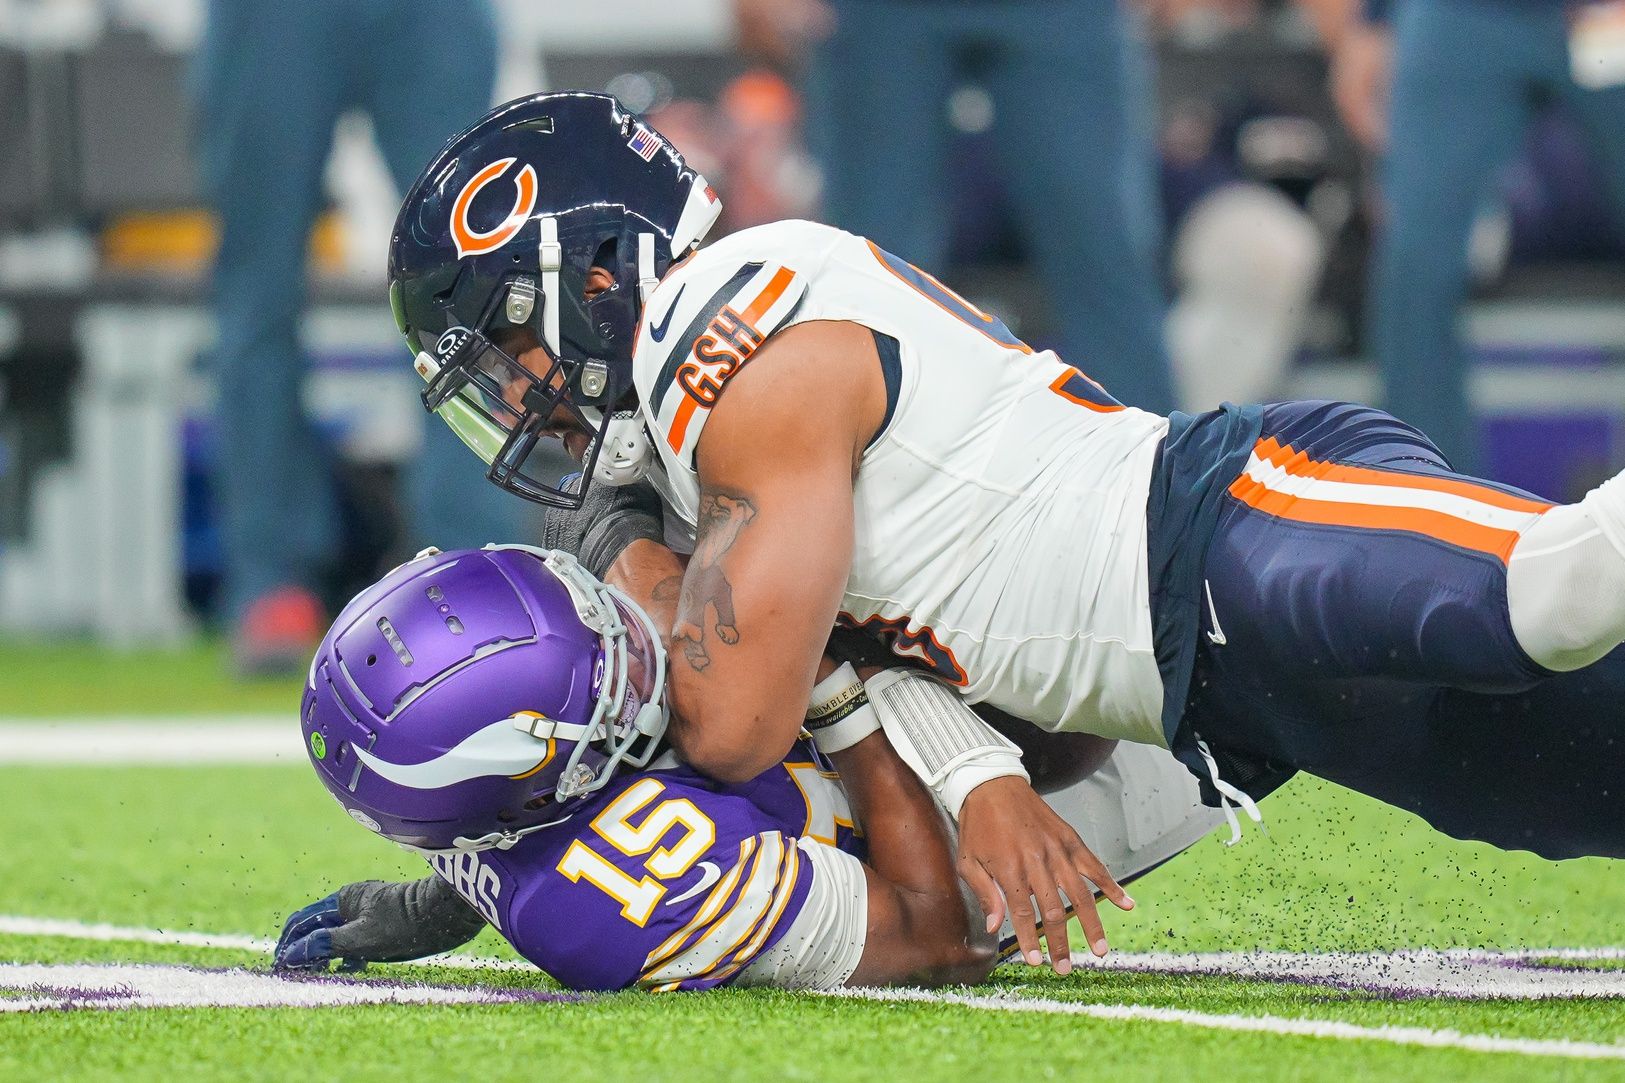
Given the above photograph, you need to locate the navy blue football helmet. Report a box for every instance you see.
[389,92,721,507]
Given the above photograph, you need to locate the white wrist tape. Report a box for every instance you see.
[804,662,881,755]
[864,668,1027,820]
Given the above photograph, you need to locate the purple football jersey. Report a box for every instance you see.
[427,739,861,992]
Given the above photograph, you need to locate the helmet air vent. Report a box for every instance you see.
[377,617,415,666]
[502,115,554,135]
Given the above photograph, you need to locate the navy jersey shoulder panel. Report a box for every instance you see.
[867,329,902,450]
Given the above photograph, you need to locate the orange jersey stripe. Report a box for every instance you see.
[1253,438,1553,515]
[1228,472,1528,561]
[739,266,797,327]
[667,394,702,454]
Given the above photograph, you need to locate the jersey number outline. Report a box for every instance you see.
[556,778,718,926]
[866,240,1031,353]
[784,762,855,846]
[866,240,1122,411]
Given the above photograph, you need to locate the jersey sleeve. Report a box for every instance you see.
[499,775,831,993]
[633,253,809,471]
[731,837,868,991]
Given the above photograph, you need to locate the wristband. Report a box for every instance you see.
[804,662,881,754]
[864,668,1028,820]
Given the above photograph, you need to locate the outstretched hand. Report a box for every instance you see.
[272,877,487,972]
[955,776,1134,975]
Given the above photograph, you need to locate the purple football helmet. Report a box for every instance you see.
[300,544,668,853]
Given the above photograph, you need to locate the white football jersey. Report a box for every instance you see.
[631,220,1171,746]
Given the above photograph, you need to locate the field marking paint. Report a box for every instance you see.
[0,915,527,971]
[0,962,570,1012]
[1073,947,1625,1000]
[3,914,1620,993]
[0,720,295,764]
[829,987,1625,1062]
[4,915,1623,1056]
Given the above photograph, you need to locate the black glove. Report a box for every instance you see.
[273,875,487,972]
[541,474,665,579]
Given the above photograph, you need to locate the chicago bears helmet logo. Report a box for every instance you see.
[449,157,538,258]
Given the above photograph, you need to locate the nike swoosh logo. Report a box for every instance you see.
[1204,579,1227,646]
[648,284,685,343]
[665,860,721,906]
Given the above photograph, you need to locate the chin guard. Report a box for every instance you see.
[589,411,655,486]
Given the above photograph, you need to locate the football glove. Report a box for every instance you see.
[540,473,665,578]
[273,875,487,972]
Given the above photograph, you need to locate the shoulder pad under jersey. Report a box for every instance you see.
[632,230,812,471]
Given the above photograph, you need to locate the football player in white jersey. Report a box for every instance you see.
[391,94,1625,969]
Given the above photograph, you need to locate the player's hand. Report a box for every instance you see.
[273,877,486,972]
[274,892,359,972]
[1330,22,1393,151]
[955,776,1134,975]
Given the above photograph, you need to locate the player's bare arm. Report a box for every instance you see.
[664,319,884,783]
[662,320,1134,968]
[831,723,997,987]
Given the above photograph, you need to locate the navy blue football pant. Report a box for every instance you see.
[1186,401,1625,859]
[1371,0,1625,472]
[194,0,523,621]
[805,0,1175,413]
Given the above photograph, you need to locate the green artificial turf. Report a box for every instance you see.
[0,638,303,716]
[0,641,1619,1082]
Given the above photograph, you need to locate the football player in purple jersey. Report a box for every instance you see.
[276,543,1216,990]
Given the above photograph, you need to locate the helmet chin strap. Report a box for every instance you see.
[637,232,658,304]
[539,215,562,356]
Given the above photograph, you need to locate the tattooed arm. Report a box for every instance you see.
[666,320,887,783]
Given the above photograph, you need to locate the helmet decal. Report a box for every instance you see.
[450,157,539,259]
[352,715,557,789]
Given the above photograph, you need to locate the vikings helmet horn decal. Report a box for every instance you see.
[450,157,539,259]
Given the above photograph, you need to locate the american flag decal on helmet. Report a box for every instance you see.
[628,127,660,162]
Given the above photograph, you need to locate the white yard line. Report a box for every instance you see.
[0,720,295,764]
[2,913,1622,1058]
[0,915,526,971]
[828,987,1625,1062]
[0,962,553,1011]
[1071,947,1625,1000]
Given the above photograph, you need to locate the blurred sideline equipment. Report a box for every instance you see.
[193,0,523,672]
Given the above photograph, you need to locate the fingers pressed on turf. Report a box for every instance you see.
[1000,867,1041,965]
[1035,876,1073,975]
[1075,892,1109,958]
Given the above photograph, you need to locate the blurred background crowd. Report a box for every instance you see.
[0,0,1622,674]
